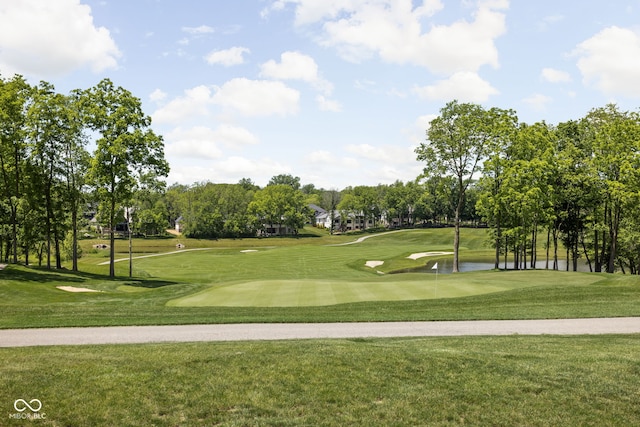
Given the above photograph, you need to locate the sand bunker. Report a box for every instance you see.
[240,250,258,253]
[56,286,103,293]
[365,260,384,268]
[407,251,453,260]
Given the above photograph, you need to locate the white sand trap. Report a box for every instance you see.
[365,260,384,268]
[56,286,103,293]
[407,251,453,260]
[240,250,258,253]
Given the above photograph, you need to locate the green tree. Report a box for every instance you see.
[583,105,640,273]
[0,74,30,263]
[268,174,301,190]
[248,184,310,235]
[82,79,169,277]
[416,101,494,272]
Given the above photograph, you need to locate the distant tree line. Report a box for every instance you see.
[164,174,480,240]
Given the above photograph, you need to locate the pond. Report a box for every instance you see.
[395,258,592,274]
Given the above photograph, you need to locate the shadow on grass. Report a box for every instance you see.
[121,279,180,289]
[1,264,180,288]
[1,266,86,284]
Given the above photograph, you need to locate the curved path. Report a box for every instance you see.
[1,318,640,347]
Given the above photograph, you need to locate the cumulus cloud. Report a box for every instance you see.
[212,78,300,116]
[205,46,250,66]
[269,0,507,75]
[541,67,572,83]
[0,0,120,77]
[152,85,214,124]
[573,26,640,97]
[165,125,259,160]
[305,150,359,168]
[413,71,499,103]
[260,51,333,94]
[345,143,415,164]
[165,127,224,160]
[153,79,301,122]
[149,89,168,103]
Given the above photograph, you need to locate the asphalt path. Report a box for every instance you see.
[1,317,640,347]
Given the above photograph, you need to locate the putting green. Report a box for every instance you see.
[167,271,592,307]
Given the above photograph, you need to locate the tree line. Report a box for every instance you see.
[0,74,168,277]
[417,101,640,275]
[164,174,480,239]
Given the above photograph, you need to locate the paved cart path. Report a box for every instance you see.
[1,318,640,347]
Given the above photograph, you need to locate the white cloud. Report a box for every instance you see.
[413,71,499,102]
[152,85,214,124]
[212,78,300,116]
[541,68,572,83]
[345,143,414,164]
[316,95,342,112]
[573,26,640,97]
[305,150,359,167]
[205,46,250,66]
[275,0,507,75]
[260,51,333,94]
[149,89,168,103]
[0,0,120,77]
[165,125,259,160]
[182,25,215,34]
[165,127,224,160]
[522,93,552,111]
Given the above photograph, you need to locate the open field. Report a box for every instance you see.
[2,336,640,426]
[2,228,640,328]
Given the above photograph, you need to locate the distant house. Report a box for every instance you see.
[175,216,183,234]
[310,205,375,232]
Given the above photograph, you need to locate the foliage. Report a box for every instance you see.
[82,78,169,276]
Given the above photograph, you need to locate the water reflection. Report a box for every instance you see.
[398,258,591,274]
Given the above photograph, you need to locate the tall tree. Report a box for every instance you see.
[82,79,169,277]
[0,75,30,263]
[25,82,75,269]
[416,101,494,272]
[583,105,640,273]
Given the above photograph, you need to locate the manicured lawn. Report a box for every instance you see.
[1,228,640,327]
[167,271,604,307]
[3,228,640,426]
[2,336,640,426]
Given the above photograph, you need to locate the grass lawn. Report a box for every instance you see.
[2,336,640,426]
[2,228,640,426]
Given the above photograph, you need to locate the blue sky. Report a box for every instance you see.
[2,0,640,189]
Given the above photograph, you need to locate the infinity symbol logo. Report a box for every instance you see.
[14,399,42,412]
